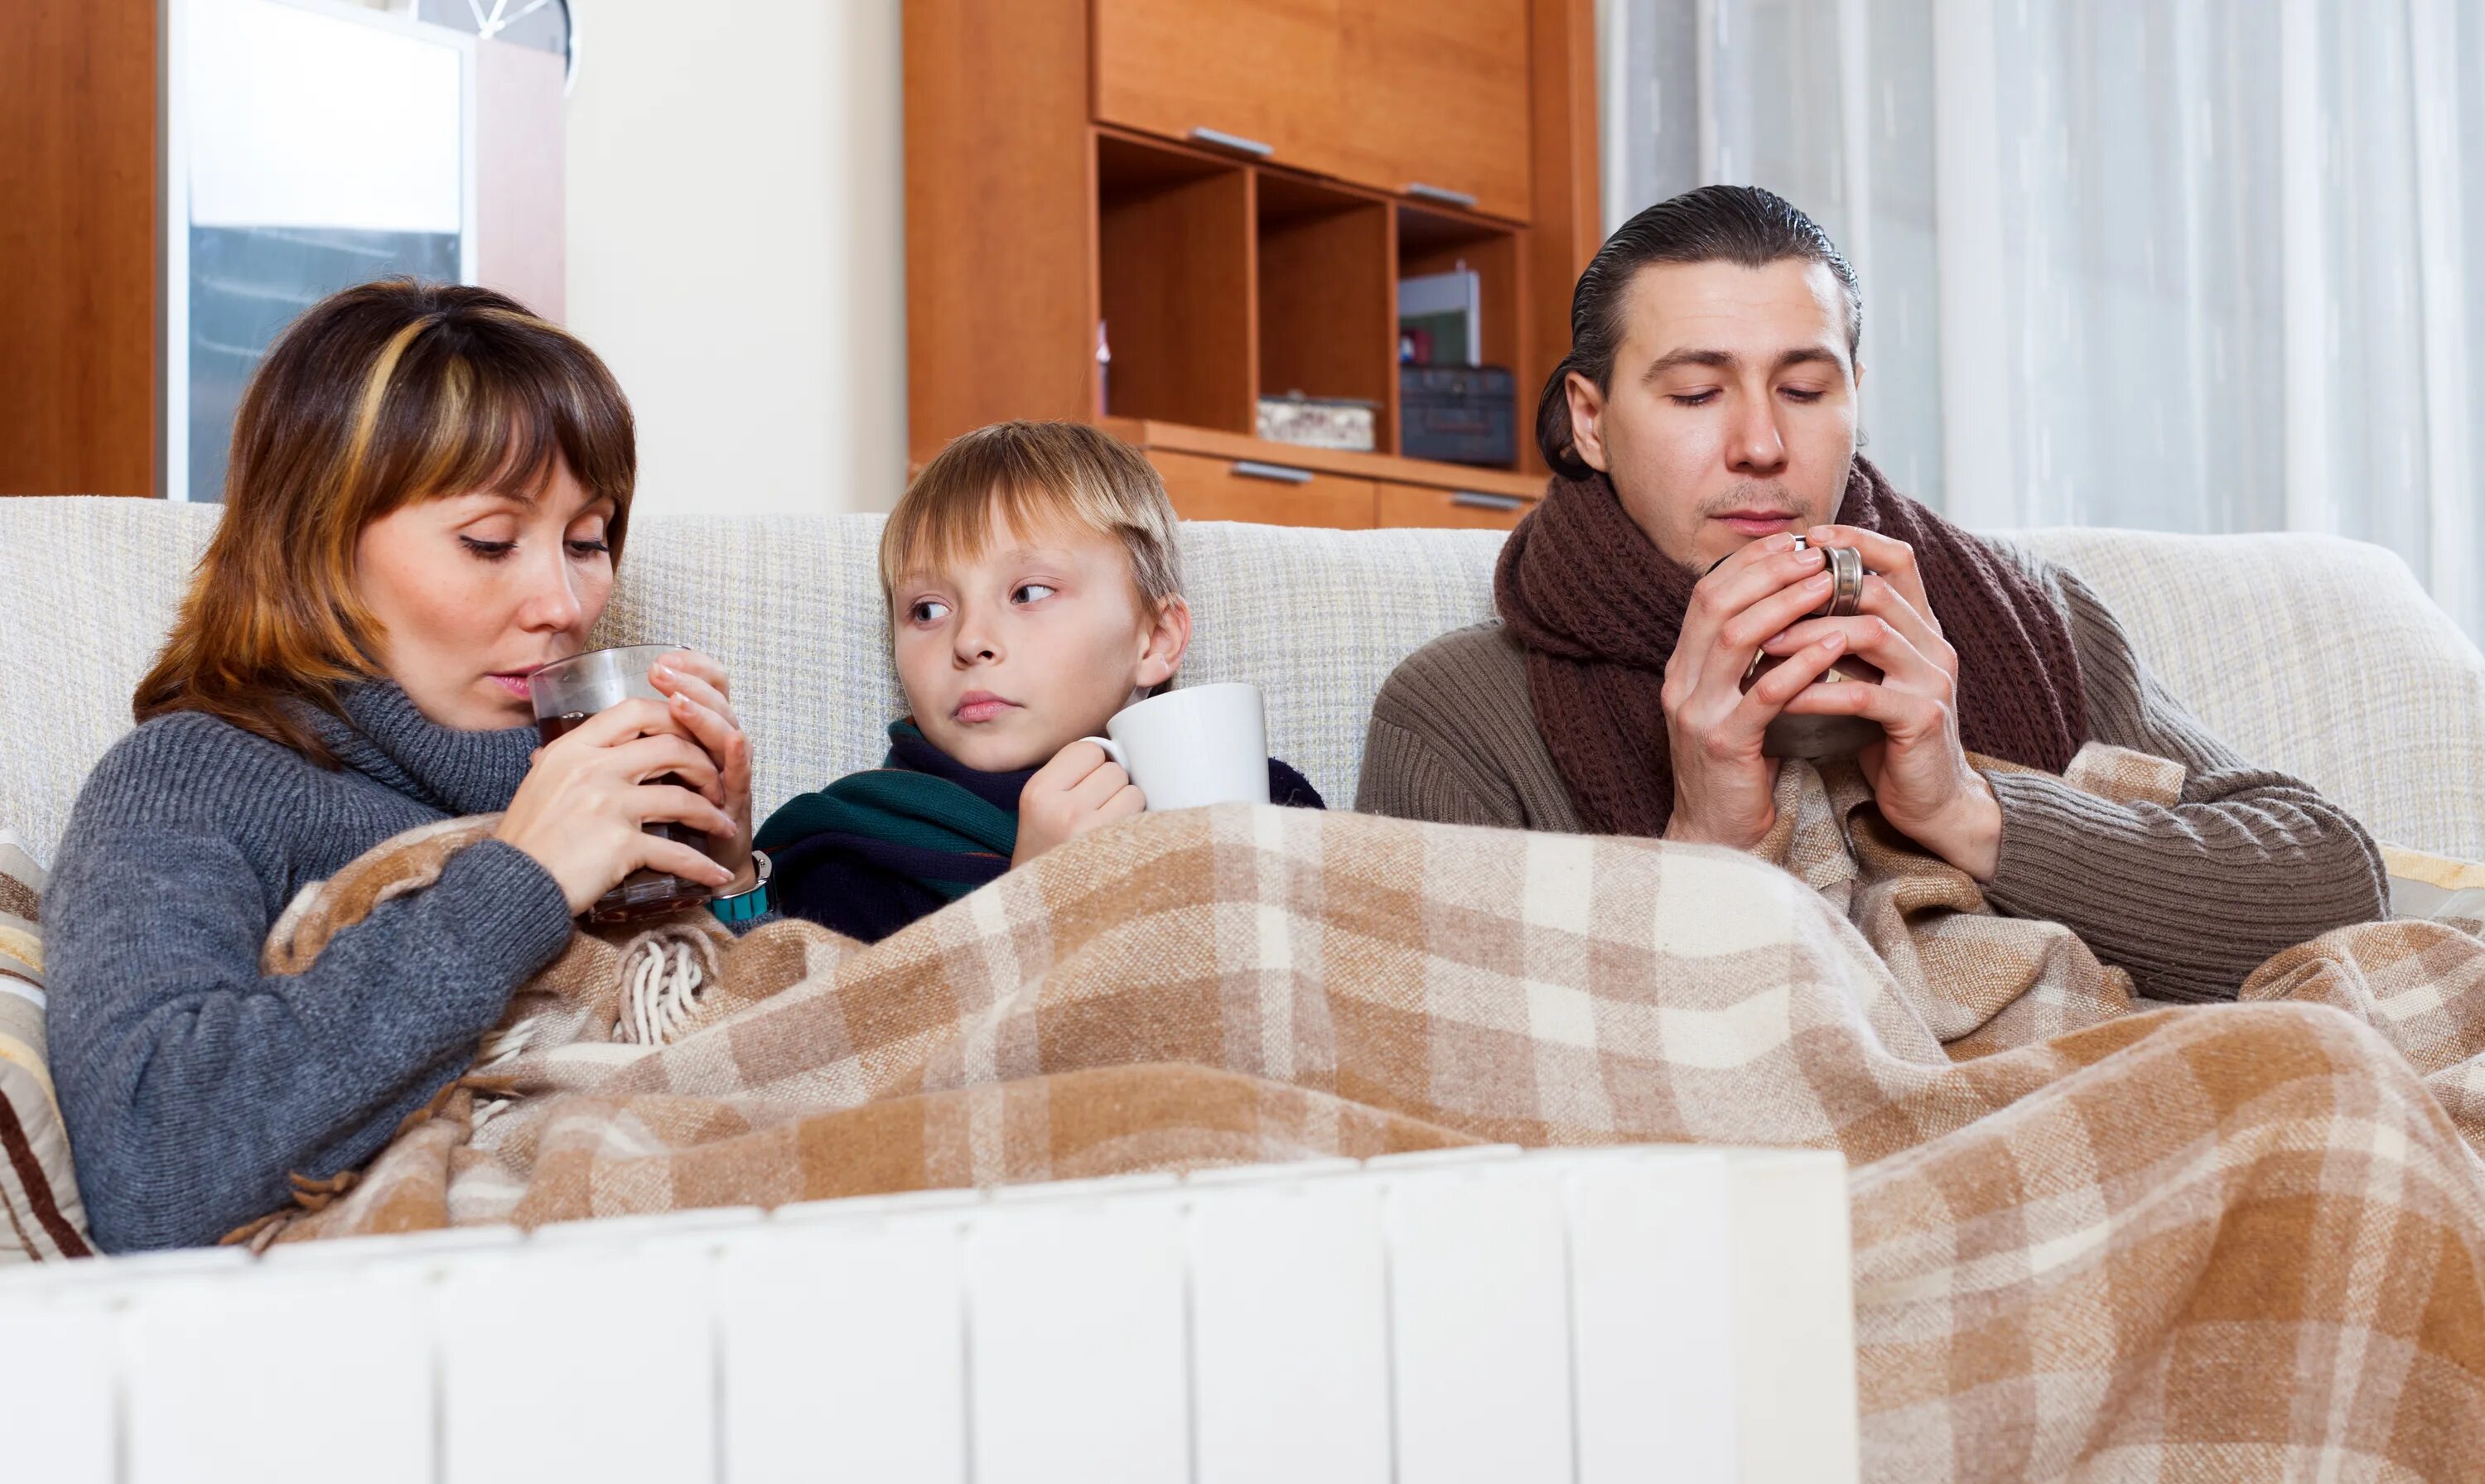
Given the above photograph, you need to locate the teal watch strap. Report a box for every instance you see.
[710,849,772,924]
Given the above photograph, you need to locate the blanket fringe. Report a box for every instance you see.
[220,1075,518,1250]
[615,926,718,1046]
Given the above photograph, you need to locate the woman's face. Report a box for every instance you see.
[355,461,618,730]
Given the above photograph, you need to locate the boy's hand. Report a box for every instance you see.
[1012,740,1145,868]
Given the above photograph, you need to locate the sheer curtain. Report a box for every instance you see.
[1599,0,2485,640]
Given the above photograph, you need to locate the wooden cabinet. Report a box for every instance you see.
[1109,418,1538,530]
[1150,450,1378,528]
[1093,0,1351,181]
[1376,480,1532,531]
[1340,0,1534,221]
[906,0,1602,528]
[1093,0,1530,223]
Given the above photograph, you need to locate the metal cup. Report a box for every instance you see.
[1735,537,1885,763]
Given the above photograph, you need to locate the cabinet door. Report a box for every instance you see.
[1343,0,1532,222]
[1093,0,1349,178]
[1376,481,1534,530]
[1151,450,1378,528]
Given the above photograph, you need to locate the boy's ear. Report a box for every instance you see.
[1135,594,1192,690]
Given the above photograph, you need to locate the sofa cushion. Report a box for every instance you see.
[0,831,93,1262]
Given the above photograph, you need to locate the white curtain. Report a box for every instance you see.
[1600,0,2485,640]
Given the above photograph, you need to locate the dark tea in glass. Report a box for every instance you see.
[528,644,717,923]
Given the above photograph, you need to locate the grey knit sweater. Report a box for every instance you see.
[1355,560,2389,1004]
[45,684,576,1251]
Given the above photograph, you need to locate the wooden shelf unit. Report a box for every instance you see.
[1100,417,1542,531]
[905,0,1600,529]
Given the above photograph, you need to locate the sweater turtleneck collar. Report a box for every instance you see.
[308,682,538,817]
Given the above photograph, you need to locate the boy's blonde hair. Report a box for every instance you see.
[881,422,1182,610]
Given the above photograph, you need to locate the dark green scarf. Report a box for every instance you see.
[760,719,1327,942]
[755,719,1026,907]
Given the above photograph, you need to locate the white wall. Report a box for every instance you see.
[564,0,905,516]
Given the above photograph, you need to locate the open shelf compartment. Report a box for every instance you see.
[1395,202,1525,470]
[1095,130,1256,433]
[1255,173,1396,455]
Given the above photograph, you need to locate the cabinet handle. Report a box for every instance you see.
[1450,490,1526,511]
[1190,126,1274,159]
[1233,460,1314,484]
[1404,181,1479,209]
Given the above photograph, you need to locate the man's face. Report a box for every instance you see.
[1564,258,1861,572]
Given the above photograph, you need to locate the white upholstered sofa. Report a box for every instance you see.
[4,497,2483,1480]
[3,497,2483,868]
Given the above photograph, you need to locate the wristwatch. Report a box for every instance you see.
[708,848,772,924]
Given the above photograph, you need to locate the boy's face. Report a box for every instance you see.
[890,508,1189,773]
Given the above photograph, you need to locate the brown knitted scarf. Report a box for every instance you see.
[1495,458,2087,839]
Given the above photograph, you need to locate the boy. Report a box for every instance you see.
[759,421,1323,942]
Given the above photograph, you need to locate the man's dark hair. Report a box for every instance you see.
[1537,185,1862,478]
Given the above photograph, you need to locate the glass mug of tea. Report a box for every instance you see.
[528,643,721,923]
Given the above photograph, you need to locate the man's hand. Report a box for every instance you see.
[1012,740,1146,868]
[1661,533,1857,850]
[1755,524,2002,878]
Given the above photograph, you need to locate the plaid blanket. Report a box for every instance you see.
[239,749,2485,1481]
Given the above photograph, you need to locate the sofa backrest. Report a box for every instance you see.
[2010,525,2485,861]
[3,498,2478,865]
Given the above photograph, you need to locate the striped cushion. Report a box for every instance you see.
[0,831,92,1262]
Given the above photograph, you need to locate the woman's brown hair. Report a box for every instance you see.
[135,278,635,764]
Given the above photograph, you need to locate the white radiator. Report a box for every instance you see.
[0,1144,1858,1482]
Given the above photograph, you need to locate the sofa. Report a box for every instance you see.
[4,497,2483,870]
[2,496,2483,1255]
[4,496,2484,1477]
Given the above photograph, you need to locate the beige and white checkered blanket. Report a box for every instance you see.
[239,749,2485,1482]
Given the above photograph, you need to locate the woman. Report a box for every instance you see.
[44,280,768,1251]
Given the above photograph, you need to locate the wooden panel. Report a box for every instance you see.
[1101,416,1541,496]
[0,0,157,497]
[1151,450,1376,528]
[1341,0,1533,222]
[1257,176,1394,451]
[1098,141,1257,432]
[1377,479,1534,531]
[1093,0,1347,179]
[1523,0,1603,476]
[905,0,1094,460]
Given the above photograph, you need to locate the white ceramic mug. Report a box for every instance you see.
[1083,682,1271,811]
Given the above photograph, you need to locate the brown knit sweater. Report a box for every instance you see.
[1355,553,2388,1005]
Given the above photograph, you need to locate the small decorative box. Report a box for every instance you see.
[1256,393,1379,453]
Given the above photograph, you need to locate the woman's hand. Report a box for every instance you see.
[648,650,758,891]
[1012,740,1144,868]
[495,696,741,914]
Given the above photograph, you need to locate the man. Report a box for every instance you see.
[1356,186,2386,1003]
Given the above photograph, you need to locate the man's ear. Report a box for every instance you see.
[1134,593,1192,690]
[1565,370,1611,473]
